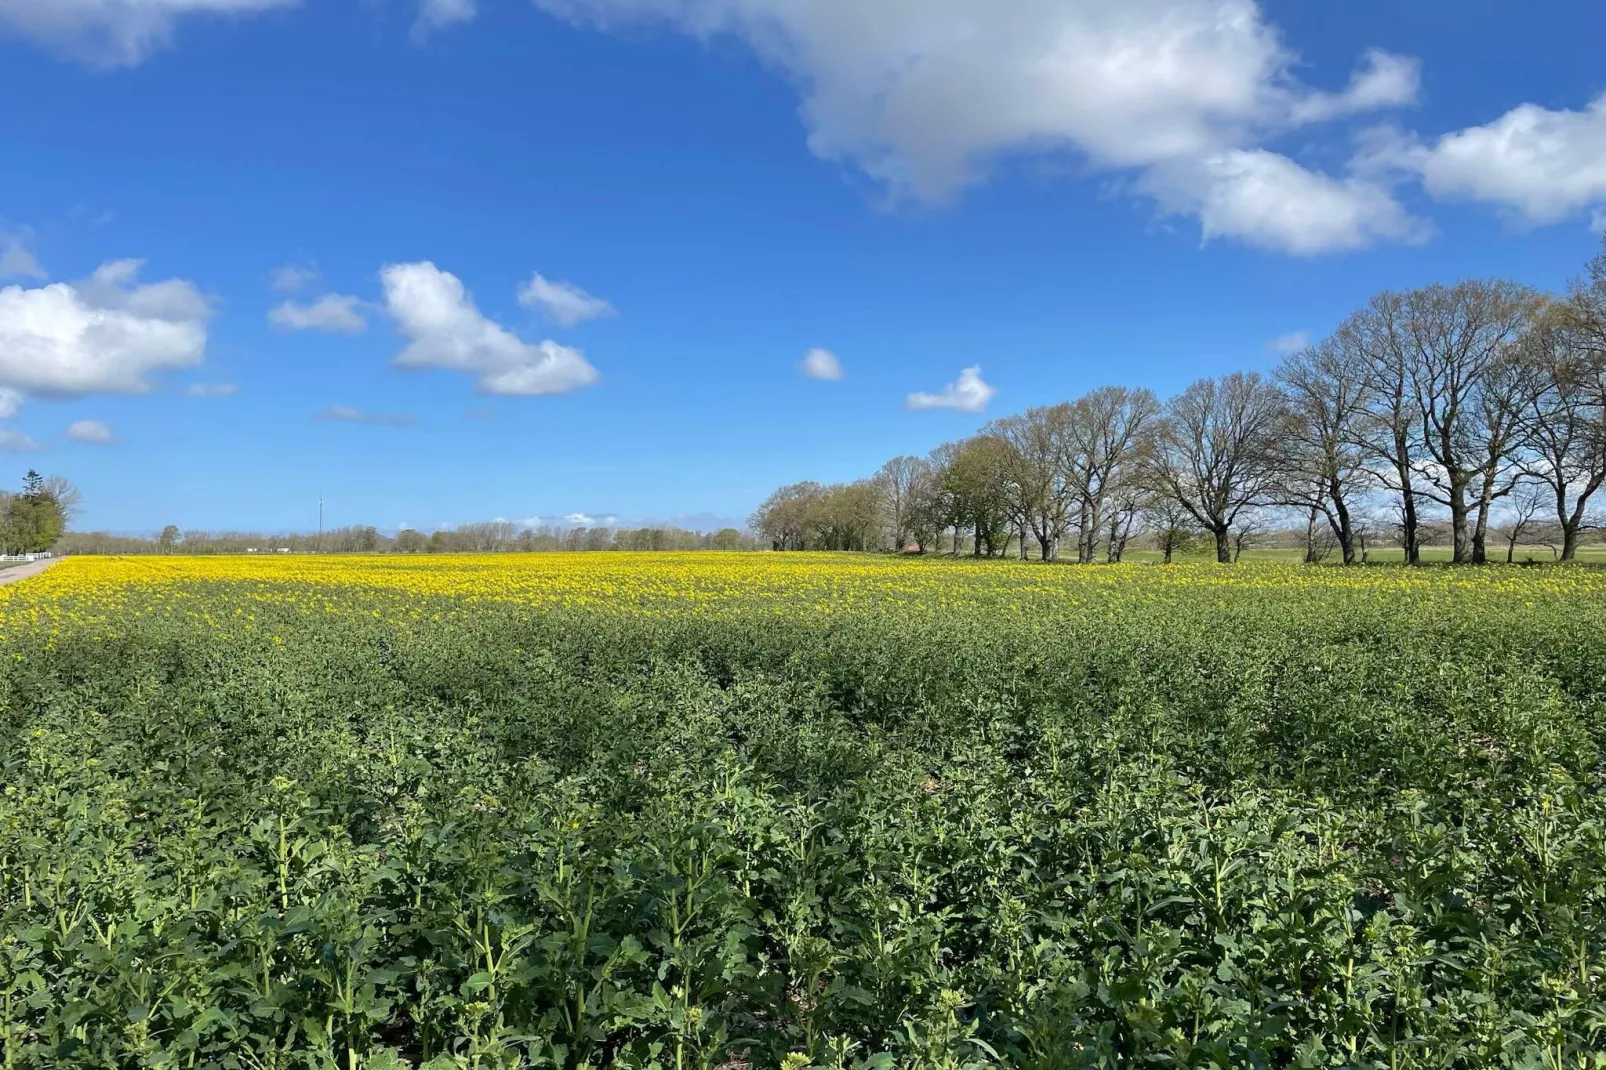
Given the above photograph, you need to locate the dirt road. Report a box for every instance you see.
[0,559,59,587]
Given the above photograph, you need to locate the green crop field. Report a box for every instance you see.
[3,554,1605,1069]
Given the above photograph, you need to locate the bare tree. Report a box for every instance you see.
[1274,338,1373,564]
[1061,386,1160,563]
[875,456,932,552]
[1515,303,1606,560]
[989,404,1073,561]
[1340,293,1427,564]
[1398,281,1536,563]
[1104,487,1142,562]
[1499,483,1545,564]
[1148,372,1286,563]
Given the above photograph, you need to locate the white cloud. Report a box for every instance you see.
[0,230,44,279]
[907,365,995,414]
[382,261,600,396]
[0,260,209,398]
[269,293,367,334]
[0,429,39,452]
[1405,93,1606,225]
[270,263,317,292]
[517,273,616,327]
[0,388,21,420]
[1142,149,1431,254]
[188,382,239,397]
[312,404,416,428]
[1593,209,1606,236]
[413,0,476,42]
[530,0,1423,252]
[800,347,843,380]
[0,0,302,67]
[66,419,114,444]
[1288,49,1420,124]
[1268,330,1310,355]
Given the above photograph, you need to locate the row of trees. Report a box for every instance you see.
[754,240,1606,564]
[63,522,760,555]
[0,471,78,556]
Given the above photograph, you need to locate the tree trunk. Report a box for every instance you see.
[1214,526,1232,564]
[1449,485,1472,564]
[1163,541,1174,565]
[1304,507,1319,564]
[1562,527,1580,562]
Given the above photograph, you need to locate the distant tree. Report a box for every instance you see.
[876,455,934,552]
[1143,495,1200,565]
[395,529,425,553]
[989,405,1072,561]
[711,527,743,551]
[751,482,825,550]
[1499,483,1546,564]
[158,525,181,554]
[426,531,449,553]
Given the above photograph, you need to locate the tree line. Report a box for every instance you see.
[753,240,1606,564]
[61,521,760,555]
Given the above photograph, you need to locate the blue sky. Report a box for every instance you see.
[1,0,1604,534]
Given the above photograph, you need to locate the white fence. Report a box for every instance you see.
[0,552,53,564]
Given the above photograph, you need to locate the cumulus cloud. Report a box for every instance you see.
[0,0,302,67]
[0,260,209,400]
[0,229,44,280]
[382,261,600,396]
[1401,93,1606,226]
[413,0,476,42]
[269,294,367,334]
[0,388,21,420]
[312,404,416,428]
[1142,149,1431,254]
[907,365,995,414]
[517,273,616,327]
[1268,330,1310,355]
[800,347,843,380]
[188,382,239,397]
[528,0,1425,253]
[0,429,39,452]
[65,418,114,444]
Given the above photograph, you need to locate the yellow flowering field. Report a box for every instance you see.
[3,553,1606,1068]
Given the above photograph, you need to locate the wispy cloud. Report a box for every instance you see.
[65,419,115,444]
[517,273,616,328]
[269,294,367,334]
[0,429,40,452]
[800,347,843,380]
[270,263,317,293]
[188,383,239,398]
[0,229,44,280]
[312,404,416,428]
[1268,331,1311,355]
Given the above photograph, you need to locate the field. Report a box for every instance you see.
[3,554,1606,1069]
